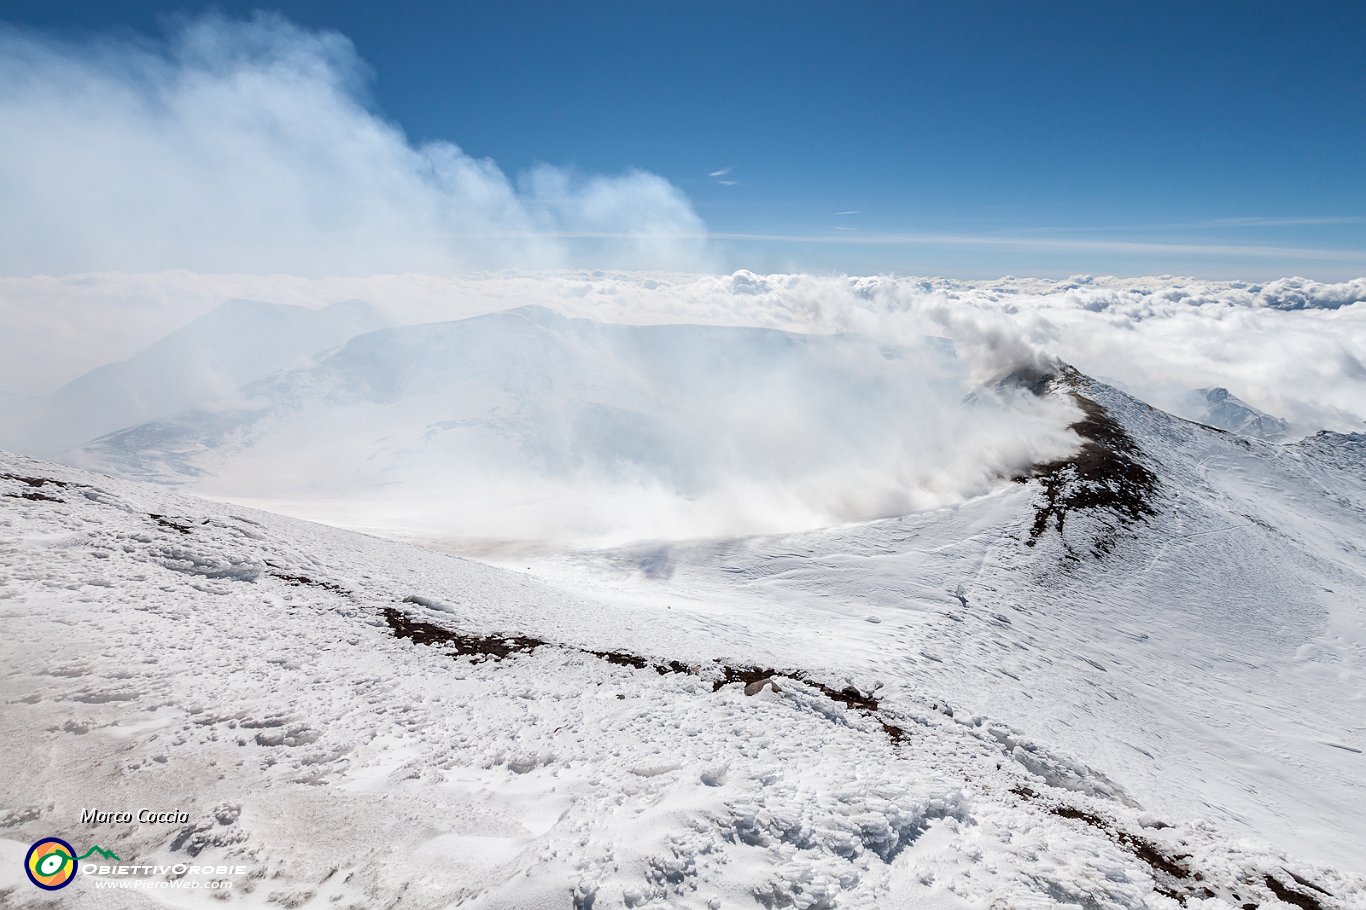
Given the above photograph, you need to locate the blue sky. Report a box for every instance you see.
[4,0,1365,277]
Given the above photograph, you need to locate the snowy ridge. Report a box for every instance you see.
[524,372,1366,884]
[2,370,1364,909]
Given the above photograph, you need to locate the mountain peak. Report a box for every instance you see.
[1184,387,1291,441]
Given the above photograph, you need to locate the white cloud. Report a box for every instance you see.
[421,270,1365,437]
[4,271,1363,434]
[708,166,738,186]
[0,14,710,277]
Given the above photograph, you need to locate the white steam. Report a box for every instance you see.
[82,306,1080,546]
[0,14,708,277]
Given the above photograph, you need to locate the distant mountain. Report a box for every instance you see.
[19,298,389,456]
[1181,386,1291,441]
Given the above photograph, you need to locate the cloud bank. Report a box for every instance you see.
[482,270,1366,437]
[0,14,709,277]
[3,271,1362,432]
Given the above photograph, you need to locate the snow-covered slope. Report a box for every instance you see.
[2,365,1364,908]
[524,371,1366,876]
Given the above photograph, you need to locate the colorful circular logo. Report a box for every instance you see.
[25,838,77,890]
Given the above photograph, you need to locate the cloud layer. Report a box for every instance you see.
[0,14,709,277]
[3,271,1362,434]
[508,271,1366,437]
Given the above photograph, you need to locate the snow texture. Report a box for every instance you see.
[2,366,1363,908]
